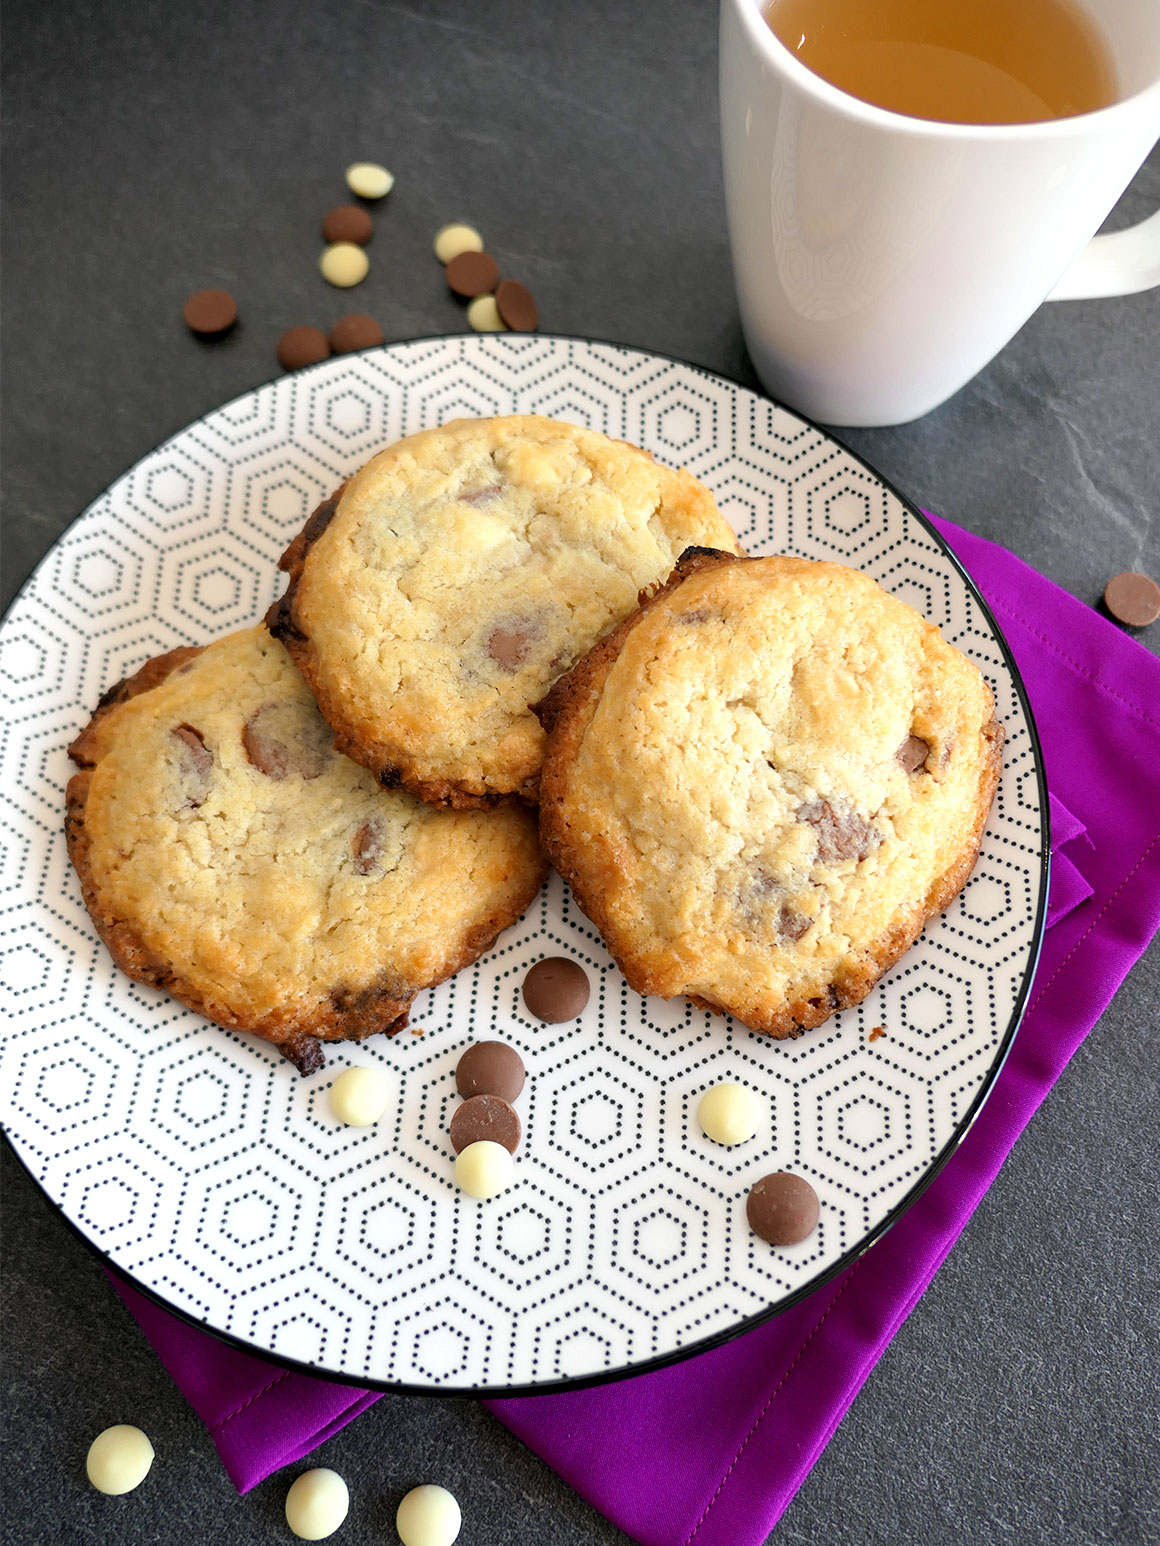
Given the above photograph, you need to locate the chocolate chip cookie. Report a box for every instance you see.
[536,549,1003,1038]
[267,415,742,807]
[66,628,545,1072]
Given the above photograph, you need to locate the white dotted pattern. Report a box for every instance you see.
[0,337,1047,1392]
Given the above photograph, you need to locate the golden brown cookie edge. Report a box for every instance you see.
[66,636,547,1073]
[537,550,1005,1039]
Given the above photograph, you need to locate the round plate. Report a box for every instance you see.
[0,336,1047,1394]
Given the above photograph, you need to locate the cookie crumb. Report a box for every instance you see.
[869,1025,885,1042]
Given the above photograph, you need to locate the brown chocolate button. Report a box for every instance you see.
[522,957,590,1022]
[445,249,501,298]
[182,289,238,336]
[495,279,539,332]
[321,204,374,246]
[328,314,385,354]
[1104,571,1160,628]
[456,1041,525,1102]
[896,734,930,773]
[449,1093,521,1154]
[276,326,331,371]
[746,1171,819,1246]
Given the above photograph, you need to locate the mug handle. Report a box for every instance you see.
[1047,209,1160,299]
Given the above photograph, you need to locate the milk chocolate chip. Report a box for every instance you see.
[522,957,590,1022]
[746,1171,819,1245]
[450,1093,521,1154]
[495,279,539,332]
[778,904,811,942]
[277,326,331,371]
[352,821,382,875]
[488,625,532,669]
[242,703,328,780]
[445,249,500,298]
[1104,571,1160,628]
[456,1040,525,1102]
[172,723,212,778]
[321,204,374,246]
[798,798,878,864]
[461,483,503,505]
[896,735,930,773]
[328,313,384,354]
[182,288,238,336]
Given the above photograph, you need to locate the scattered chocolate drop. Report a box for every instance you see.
[182,288,238,336]
[798,798,878,864]
[495,279,539,332]
[321,204,374,246]
[488,625,532,669]
[746,1171,819,1246]
[450,1093,521,1154]
[328,313,384,354]
[522,956,590,1022]
[445,249,501,298]
[456,1040,525,1102]
[277,326,331,371]
[896,734,930,773]
[1104,570,1160,628]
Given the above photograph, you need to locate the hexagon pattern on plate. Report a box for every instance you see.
[0,337,1046,1391]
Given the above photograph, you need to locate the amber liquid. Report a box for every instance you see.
[763,0,1118,124]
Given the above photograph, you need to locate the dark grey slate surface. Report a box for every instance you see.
[2,2,1158,1543]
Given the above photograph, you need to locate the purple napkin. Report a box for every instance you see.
[107,516,1160,1545]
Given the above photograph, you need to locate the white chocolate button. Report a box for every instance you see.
[466,294,505,333]
[697,1082,762,1146]
[285,1468,350,1540]
[454,1138,514,1198]
[396,1484,462,1546]
[85,1424,154,1495]
[329,1066,390,1126]
[320,242,370,287]
[345,161,394,200]
[433,223,483,264]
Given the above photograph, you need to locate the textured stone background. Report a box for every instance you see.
[2,2,1157,1542]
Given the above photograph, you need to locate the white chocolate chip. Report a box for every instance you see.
[433,223,483,264]
[454,1138,514,1198]
[396,1484,462,1546]
[329,1066,390,1126]
[697,1082,762,1146]
[466,294,505,333]
[320,242,370,288]
[345,161,394,200]
[85,1424,154,1495]
[285,1468,350,1540]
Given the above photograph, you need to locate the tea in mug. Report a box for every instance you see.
[763,0,1118,123]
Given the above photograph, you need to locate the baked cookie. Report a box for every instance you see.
[66,628,545,1073]
[267,415,743,806]
[537,549,1003,1037]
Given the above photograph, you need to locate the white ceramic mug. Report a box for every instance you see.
[720,0,1160,425]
